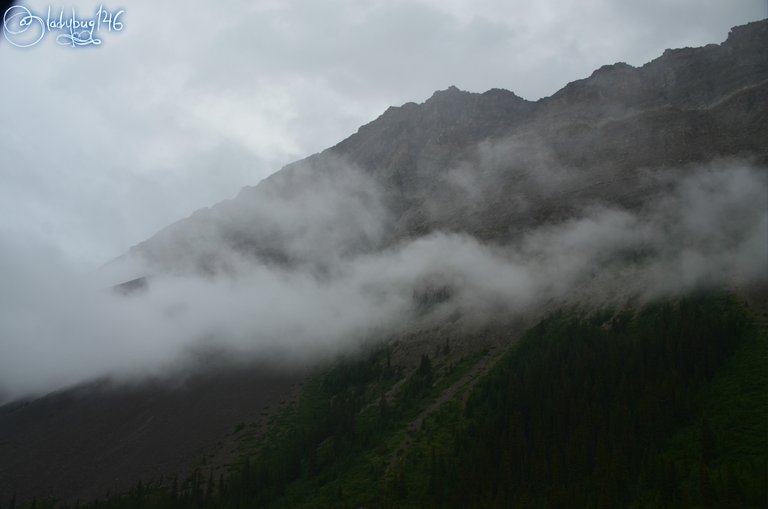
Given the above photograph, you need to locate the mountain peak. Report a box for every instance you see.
[426,85,472,103]
[589,61,635,77]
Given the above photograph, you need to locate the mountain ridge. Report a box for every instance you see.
[123,18,767,276]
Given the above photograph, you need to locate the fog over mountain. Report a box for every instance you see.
[1,20,766,404]
[1,161,766,403]
[1,8,767,504]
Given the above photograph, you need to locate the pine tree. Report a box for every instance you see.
[379,392,389,420]
[205,468,214,504]
[217,473,225,499]
[418,354,432,384]
[700,418,716,466]
[170,475,178,504]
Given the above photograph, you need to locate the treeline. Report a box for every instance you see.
[391,293,767,508]
[7,294,766,508]
[9,343,433,509]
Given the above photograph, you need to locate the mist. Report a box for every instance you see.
[0,155,765,404]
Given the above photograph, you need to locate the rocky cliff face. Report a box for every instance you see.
[125,20,767,277]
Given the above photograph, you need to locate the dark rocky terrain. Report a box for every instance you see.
[0,365,304,504]
[1,18,766,505]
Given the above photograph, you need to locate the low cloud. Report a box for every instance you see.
[0,158,765,403]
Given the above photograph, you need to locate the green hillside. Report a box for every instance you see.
[17,292,766,509]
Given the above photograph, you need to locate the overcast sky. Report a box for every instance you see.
[1,0,766,266]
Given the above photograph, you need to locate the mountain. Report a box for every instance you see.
[125,19,767,275]
[1,19,767,508]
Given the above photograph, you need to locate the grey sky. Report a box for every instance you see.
[0,0,765,265]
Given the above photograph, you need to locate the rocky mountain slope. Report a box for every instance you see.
[1,19,766,506]
[127,19,767,274]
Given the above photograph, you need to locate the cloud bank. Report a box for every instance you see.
[0,159,765,403]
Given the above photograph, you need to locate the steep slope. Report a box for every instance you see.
[25,293,764,509]
[126,19,768,274]
[1,19,766,506]
[0,365,303,504]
